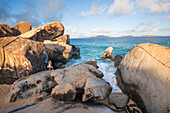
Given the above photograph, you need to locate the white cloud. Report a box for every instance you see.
[166,16,170,20]
[107,0,134,16]
[118,21,161,36]
[136,0,170,14]
[65,25,79,38]
[91,27,112,36]
[80,4,106,17]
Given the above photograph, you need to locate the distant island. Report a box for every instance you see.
[88,35,170,39]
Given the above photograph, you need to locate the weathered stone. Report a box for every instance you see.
[116,43,170,113]
[44,40,72,64]
[51,62,103,89]
[113,55,123,67]
[0,24,14,37]
[53,34,70,44]
[51,83,76,101]
[19,21,64,42]
[82,76,112,102]
[0,37,48,84]
[108,92,129,108]
[11,21,31,36]
[7,71,57,102]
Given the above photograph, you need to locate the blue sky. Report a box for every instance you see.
[0,0,170,38]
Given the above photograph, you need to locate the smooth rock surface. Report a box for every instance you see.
[116,43,170,113]
[51,83,76,101]
[0,37,48,84]
[101,47,114,59]
[11,21,31,36]
[19,21,64,42]
[7,71,57,102]
[109,92,129,108]
[2,98,123,113]
[82,76,112,102]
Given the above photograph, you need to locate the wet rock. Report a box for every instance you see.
[82,76,112,102]
[11,21,31,36]
[51,83,76,101]
[7,71,57,102]
[113,55,123,67]
[19,21,64,42]
[116,43,170,113]
[0,37,48,84]
[71,45,80,58]
[108,92,129,108]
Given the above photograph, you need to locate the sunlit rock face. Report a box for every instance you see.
[116,43,170,113]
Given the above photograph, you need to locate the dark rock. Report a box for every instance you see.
[116,43,170,113]
[79,60,99,69]
[113,55,123,67]
[7,71,57,102]
[0,24,14,37]
[108,92,129,108]
[51,83,76,101]
[0,37,48,84]
[71,45,80,58]
[82,76,112,102]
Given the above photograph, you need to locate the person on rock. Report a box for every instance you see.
[47,60,54,72]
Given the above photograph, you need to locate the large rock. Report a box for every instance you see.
[43,40,72,64]
[71,45,80,58]
[0,37,48,84]
[116,43,170,113]
[11,21,32,36]
[51,63,104,89]
[0,24,14,37]
[82,76,112,102]
[19,21,64,42]
[51,83,76,101]
[108,92,129,108]
[53,34,70,44]
[7,71,57,102]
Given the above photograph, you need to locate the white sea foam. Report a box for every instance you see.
[98,61,121,92]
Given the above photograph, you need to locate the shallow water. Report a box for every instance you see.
[66,37,170,92]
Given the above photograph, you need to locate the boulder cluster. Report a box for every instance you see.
[7,60,112,103]
[0,21,80,84]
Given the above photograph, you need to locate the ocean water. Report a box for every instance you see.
[66,37,170,92]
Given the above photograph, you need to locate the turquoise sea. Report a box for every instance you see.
[66,36,170,92]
